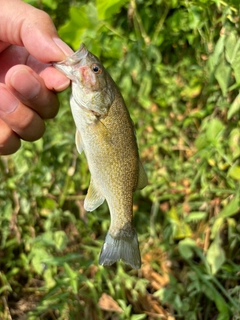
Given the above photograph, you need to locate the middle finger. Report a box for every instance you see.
[0,83,45,141]
[5,65,59,119]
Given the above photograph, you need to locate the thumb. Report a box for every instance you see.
[0,0,73,63]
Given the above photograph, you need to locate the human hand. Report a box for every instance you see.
[0,0,73,155]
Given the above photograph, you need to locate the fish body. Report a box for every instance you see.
[54,44,148,269]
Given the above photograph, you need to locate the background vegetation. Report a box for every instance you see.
[0,0,240,319]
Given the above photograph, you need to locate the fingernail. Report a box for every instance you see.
[53,38,74,56]
[0,86,18,114]
[10,70,41,100]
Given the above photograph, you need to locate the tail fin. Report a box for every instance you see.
[99,230,141,269]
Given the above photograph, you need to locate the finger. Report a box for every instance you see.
[0,0,73,62]
[0,46,29,82]
[39,67,71,92]
[25,55,70,91]
[5,65,61,119]
[0,84,45,141]
[0,46,70,92]
[0,118,21,155]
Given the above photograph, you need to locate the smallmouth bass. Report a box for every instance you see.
[54,44,148,269]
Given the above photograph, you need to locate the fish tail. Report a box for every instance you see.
[99,229,141,269]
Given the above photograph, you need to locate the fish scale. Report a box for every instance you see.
[54,44,148,269]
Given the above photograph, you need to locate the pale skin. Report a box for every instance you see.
[0,0,74,155]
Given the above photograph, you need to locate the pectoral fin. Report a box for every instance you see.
[135,160,148,190]
[84,178,105,212]
[75,130,83,154]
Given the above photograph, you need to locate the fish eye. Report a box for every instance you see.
[92,64,102,74]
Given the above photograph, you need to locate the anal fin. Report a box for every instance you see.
[84,178,105,212]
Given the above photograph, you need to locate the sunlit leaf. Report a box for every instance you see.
[42,0,58,10]
[225,32,238,64]
[54,231,68,251]
[96,0,128,20]
[228,166,240,181]
[208,35,226,73]
[232,51,240,83]
[228,93,240,119]
[206,235,225,275]
[58,4,98,49]
[206,119,224,142]
[178,238,196,259]
[185,211,207,222]
[228,128,240,159]
[31,248,50,275]
[214,59,231,96]
[167,207,192,239]
[219,196,239,218]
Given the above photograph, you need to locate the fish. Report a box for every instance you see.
[54,44,148,269]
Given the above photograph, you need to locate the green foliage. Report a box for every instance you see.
[1,0,240,319]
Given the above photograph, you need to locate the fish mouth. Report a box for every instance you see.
[62,43,88,66]
[53,43,88,74]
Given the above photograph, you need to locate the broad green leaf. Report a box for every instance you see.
[174,223,192,239]
[232,39,240,64]
[43,268,56,289]
[208,35,226,73]
[167,207,192,239]
[54,231,68,251]
[206,235,225,274]
[181,83,201,98]
[42,0,57,10]
[97,0,128,20]
[185,211,207,222]
[167,206,180,223]
[139,72,152,98]
[213,35,226,61]
[228,166,240,180]
[188,5,203,29]
[211,217,224,238]
[232,51,240,83]
[178,238,196,259]
[195,133,209,150]
[58,5,98,49]
[225,32,238,64]
[206,118,224,142]
[228,92,240,119]
[228,128,240,159]
[219,196,239,218]
[214,59,231,96]
[31,248,50,274]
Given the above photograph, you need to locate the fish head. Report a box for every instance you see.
[54,44,115,117]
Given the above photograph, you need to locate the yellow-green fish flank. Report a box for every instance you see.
[54,44,148,269]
